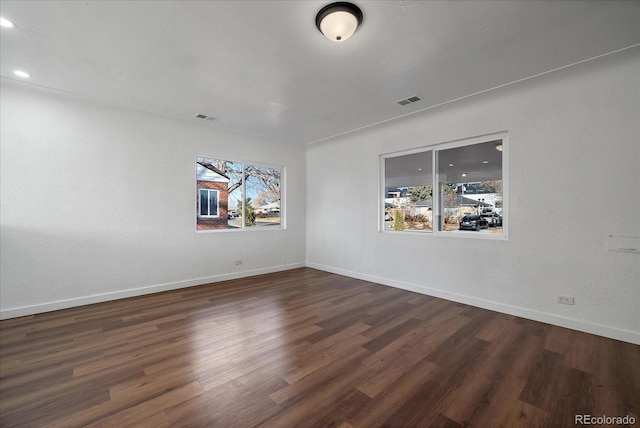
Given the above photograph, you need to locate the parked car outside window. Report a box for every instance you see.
[481,212,500,227]
[459,215,489,231]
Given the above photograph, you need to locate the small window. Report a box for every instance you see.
[382,133,506,238]
[199,189,219,217]
[196,156,283,232]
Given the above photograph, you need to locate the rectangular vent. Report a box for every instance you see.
[397,95,422,106]
[194,114,215,122]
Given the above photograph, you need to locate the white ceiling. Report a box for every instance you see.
[1,1,639,146]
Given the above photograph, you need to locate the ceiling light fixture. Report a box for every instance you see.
[316,2,363,42]
[14,70,30,78]
[495,143,503,152]
[0,17,15,28]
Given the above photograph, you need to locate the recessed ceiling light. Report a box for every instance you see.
[482,160,489,164]
[461,173,468,177]
[14,70,30,78]
[0,17,15,28]
[417,168,422,171]
[449,164,454,167]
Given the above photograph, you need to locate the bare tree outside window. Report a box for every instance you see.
[196,156,283,231]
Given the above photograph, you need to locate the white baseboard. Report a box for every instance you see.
[306,262,640,345]
[0,263,305,320]
[4,261,637,345]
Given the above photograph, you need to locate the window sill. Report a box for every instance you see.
[381,228,507,240]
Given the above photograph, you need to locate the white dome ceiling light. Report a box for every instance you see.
[316,2,363,42]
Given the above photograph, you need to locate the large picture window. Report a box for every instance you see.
[382,133,506,238]
[196,156,283,231]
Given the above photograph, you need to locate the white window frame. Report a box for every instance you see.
[380,131,508,240]
[198,188,220,218]
[195,155,285,233]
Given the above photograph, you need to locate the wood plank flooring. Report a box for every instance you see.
[1,268,638,427]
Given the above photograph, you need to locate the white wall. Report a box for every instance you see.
[0,80,306,318]
[2,49,638,344]
[307,48,640,344]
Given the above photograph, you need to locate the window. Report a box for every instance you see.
[196,156,283,231]
[199,189,219,218]
[384,150,433,232]
[244,165,282,227]
[382,133,506,238]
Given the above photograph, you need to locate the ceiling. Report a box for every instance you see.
[1,1,639,146]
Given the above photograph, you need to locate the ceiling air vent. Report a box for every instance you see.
[397,95,422,106]
[194,114,215,122]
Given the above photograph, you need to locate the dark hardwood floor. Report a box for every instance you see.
[1,268,638,427]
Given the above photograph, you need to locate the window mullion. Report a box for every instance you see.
[433,150,440,233]
[241,162,245,230]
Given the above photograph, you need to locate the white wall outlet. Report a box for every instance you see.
[235,259,242,266]
[557,296,575,305]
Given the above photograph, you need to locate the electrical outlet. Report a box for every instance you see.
[235,259,242,266]
[557,296,575,305]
